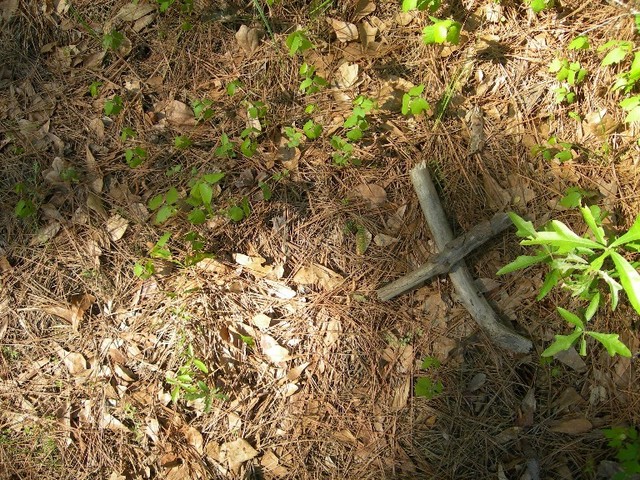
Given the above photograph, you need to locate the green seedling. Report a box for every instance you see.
[226,80,242,96]
[59,167,79,183]
[498,209,640,316]
[559,187,598,209]
[284,126,303,148]
[227,196,251,222]
[183,231,214,266]
[620,96,640,123]
[344,95,375,141]
[532,136,574,162]
[104,95,123,116]
[613,53,640,94]
[102,30,124,50]
[240,127,259,157]
[157,0,194,14]
[542,306,630,358]
[402,0,441,12]
[88,81,102,98]
[186,172,226,224]
[174,135,192,149]
[148,187,180,224]
[554,87,575,104]
[165,164,182,177]
[303,119,322,139]
[568,35,590,51]
[599,40,633,67]
[331,135,355,167]
[191,99,214,122]
[13,182,38,219]
[259,181,272,200]
[549,58,587,86]
[529,0,554,13]
[125,147,147,168]
[402,84,430,116]
[603,426,640,479]
[422,17,461,45]
[286,30,313,56]
[415,356,444,399]
[120,127,136,142]
[299,63,328,95]
[133,232,172,279]
[214,133,236,158]
[247,101,267,120]
[166,344,225,413]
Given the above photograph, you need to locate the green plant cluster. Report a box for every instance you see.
[603,426,640,480]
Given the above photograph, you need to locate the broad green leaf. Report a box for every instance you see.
[541,330,582,357]
[529,0,548,13]
[421,356,441,369]
[199,182,213,206]
[590,251,610,271]
[165,187,179,205]
[602,46,629,66]
[522,232,597,251]
[148,194,164,210]
[624,106,640,123]
[171,386,180,403]
[568,35,589,50]
[579,337,587,356]
[554,149,573,162]
[556,307,584,329]
[433,22,449,43]
[619,96,640,111]
[228,206,245,222]
[585,292,601,321]
[203,172,225,184]
[537,269,561,300]
[548,58,564,73]
[446,22,461,44]
[346,128,363,141]
[411,98,430,115]
[508,212,537,238]
[543,221,602,249]
[401,0,418,11]
[586,332,632,357]
[401,94,411,115]
[177,374,193,383]
[580,205,606,244]
[610,215,640,248]
[496,254,549,275]
[422,25,436,45]
[414,377,443,398]
[187,209,206,225]
[155,232,171,247]
[610,251,640,315]
[408,84,425,96]
[192,359,209,374]
[155,205,175,224]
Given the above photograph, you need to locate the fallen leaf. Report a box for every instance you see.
[582,109,618,138]
[553,387,584,412]
[466,105,485,155]
[115,2,155,21]
[235,25,262,54]
[387,204,407,233]
[517,388,536,427]
[466,373,487,392]
[549,417,592,434]
[286,362,310,381]
[99,413,128,432]
[327,18,358,42]
[260,334,292,363]
[263,280,296,299]
[30,222,61,246]
[374,233,398,247]
[43,293,95,331]
[354,183,387,206]
[554,347,587,372]
[391,376,410,411]
[356,226,372,255]
[234,253,284,279]
[220,438,258,473]
[182,425,204,454]
[357,20,377,49]
[334,62,359,89]
[145,418,160,443]
[132,12,156,32]
[482,172,510,210]
[333,429,357,443]
[106,214,128,241]
[354,0,376,21]
[251,313,272,330]
[293,264,344,290]
[87,192,107,217]
[324,318,342,347]
[85,144,103,193]
[165,100,196,126]
[55,345,88,375]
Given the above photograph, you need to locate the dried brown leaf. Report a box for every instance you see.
[334,62,359,89]
[106,214,128,242]
[165,100,196,127]
[235,25,262,54]
[354,0,376,21]
[373,233,398,247]
[0,0,19,21]
[354,183,387,206]
[549,417,592,435]
[30,222,61,246]
[116,2,155,21]
[327,18,359,42]
[260,334,292,363]
[293,264,344,290]
[466,105,485,155]
[221,438,259,472]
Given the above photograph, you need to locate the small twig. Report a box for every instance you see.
[377,212,511,301]
[409,163,532,353]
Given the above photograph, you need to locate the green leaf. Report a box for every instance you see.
[585,292,601,321]
[421,356,440,369]
[155,205,175,224]
[610,251,640,315]
[433,22,449,43]
[187,209,206,225]
[165,187,179,205]
[203,172,225,184]
[199,182,213,206]
[411,97,430,115]
[537,269,561,300]
[148,194,164,211]
[174,135,192,149]
[401,94,411,115]
[568,35,589,50]
[346,128,363,141]
[496,254,549,275]
[541,329,582,357]
[602,46,629,66]
[599,270,622,311]
[227,206,245,222]
[170,385,180,403]
[587,332,632,357]
[580,205,606,244]
[508,212,537,237]
[610,215,640,248]
[624,106,640,123]
[554,149,573,162]
[401,0,418,11]
[192,359,209,374]
[422,25,436,45]
[259,182,272,201]
[556,307,585,329]
[414,377,443,398]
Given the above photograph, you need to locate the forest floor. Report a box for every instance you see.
[0,0,639,479]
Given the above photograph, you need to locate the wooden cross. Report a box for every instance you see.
[377,163,532,353]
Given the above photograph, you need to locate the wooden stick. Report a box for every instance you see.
[409,163,532,353]
[377,212,511,301]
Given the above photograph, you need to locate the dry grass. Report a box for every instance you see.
[1,0,640,479]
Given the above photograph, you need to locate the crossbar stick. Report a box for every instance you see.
[410,163,532,353]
